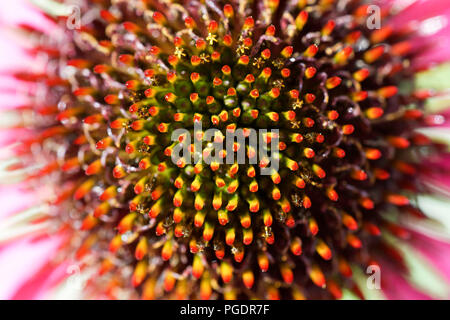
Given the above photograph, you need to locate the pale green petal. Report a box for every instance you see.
[29,0,73,16]
[340,268,386,300]
[0,157,41,184]
[417,195,450,235]
[340,289,360,300]
[0,111,22,129]
[45,267,92,300]
[415,62,450,113]
[0,220,51,243]
[416,62,450,92]
[46,267,133,299]
[416,128,450,150]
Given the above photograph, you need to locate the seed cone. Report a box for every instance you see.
[14,0,442,299]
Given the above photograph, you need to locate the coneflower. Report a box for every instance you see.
[0,0,449,300]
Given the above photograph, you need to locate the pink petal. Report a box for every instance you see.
[409,231,450,285]
[11,257,70,300]
[388,0,450,26]
[0,185,36,220]
[379,0,450,69]
[382,266,433,299]
[0,1,56,33]
[0,235,63,299]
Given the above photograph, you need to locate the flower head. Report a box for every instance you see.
[1,0,450,300]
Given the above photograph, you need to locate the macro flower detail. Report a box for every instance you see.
[0,0,450,300]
